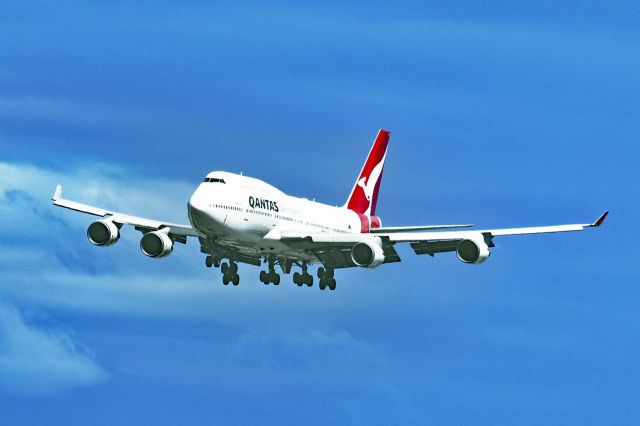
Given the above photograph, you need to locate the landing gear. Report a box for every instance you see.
[293,263,313,287]
[205,255,221,268]
[260,270,280,285]
[260,259,280,285]
[221,261,239,286]
[317,267,336,291]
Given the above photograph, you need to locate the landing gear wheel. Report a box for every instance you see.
[222,274,230,285]
[319,279,326,290]
[231,274,240,286]
[328,278,336,291]
[273,274,280,285]
[221,262,229,275]
[213,257,221,268]
[293,272,301,285]
[230,262,238,275]
[260,270,268,284]
[205,256,213,268]
[317,267,325,280]
[306,277,313,287]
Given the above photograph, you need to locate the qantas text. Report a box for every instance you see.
[249,196,279,212]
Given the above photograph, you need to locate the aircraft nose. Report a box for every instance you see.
[188,186,207,213]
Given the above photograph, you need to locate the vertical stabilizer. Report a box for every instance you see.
[345,129,390,216]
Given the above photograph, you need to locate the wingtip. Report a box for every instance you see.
[593,210,609,227]
[52,184,63,201]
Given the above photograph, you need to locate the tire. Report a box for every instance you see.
[328,278,336,291]
[304,274,313,286]
[205,256,213,268]
[230,263,238,275]
[222,274,230,285]
[319,280,326,290]
[259,270,268,284]
[317,267,325,279]
[274,274,280,285]
[231,274,240,286]
[293,272,301,284]
[221,262,229,275]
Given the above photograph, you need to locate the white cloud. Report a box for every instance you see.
[0,301,107,395]
[0,161,195,226]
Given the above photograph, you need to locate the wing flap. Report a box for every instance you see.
[371,224,473,233]
[410,240,459,256]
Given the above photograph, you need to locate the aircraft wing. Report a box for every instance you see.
[52,184,202,238]
[387,211,608,242]
[370,224,473,232]
[273,211,608,266]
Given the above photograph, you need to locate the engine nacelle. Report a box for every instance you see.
[370,215,382,229]
[456,237,490,264]
[351,240,385,268]
[140,230,173,258]
[87,220,120,246]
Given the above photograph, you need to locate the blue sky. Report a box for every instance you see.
[1,1,638,424]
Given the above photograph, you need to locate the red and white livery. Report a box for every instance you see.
[52,130,608,290]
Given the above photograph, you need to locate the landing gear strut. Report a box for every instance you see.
[205,255,221,268]
[293,263,313,287]
[221,261,239,286]
[260,258,280,285]
[317,267,336,291]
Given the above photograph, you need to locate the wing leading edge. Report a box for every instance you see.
[52,184,201,238]
[276,211,608,261]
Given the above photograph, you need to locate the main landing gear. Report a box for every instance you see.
[220,260,239,286]
[317,267,336,291]
[206,255,239,285]
[260,259,280,285]
[293,263,313,287]
[205,255,221,268]
[206,255,336,290]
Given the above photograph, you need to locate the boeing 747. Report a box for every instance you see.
[52,130,607,290]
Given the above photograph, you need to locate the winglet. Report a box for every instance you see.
[592,211,609,227]
[52,184,63,202]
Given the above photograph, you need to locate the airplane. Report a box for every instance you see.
[52,129,608,290]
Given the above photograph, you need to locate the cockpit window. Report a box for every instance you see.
[202,177,226,183]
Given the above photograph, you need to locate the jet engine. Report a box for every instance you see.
[140,230,173,258]
[87,220,120,246]
[456,237,490,264]
[351,240,385,268]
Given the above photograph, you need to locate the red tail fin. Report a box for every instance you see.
[345,129,390,216]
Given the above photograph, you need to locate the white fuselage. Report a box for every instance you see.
[187,171,363,262]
